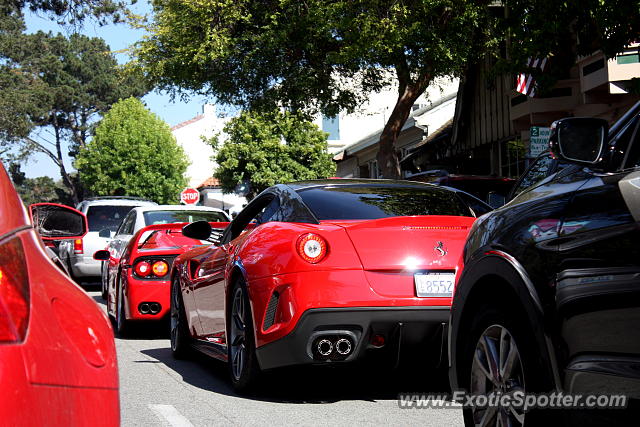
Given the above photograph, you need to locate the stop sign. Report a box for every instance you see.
[180,187,200,205]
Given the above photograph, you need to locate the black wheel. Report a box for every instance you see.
[460,305,554,427]
[115,277,129,337]
[170,276,191,358]
[227,278,260,392]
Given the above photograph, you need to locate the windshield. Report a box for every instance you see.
[297,185,472,220]
[143,210,228,225]
[86,205,137,232]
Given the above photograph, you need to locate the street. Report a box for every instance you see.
[85,286,463,426]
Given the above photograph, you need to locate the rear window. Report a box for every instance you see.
[143,210,228,225]
[86,205,136,232]
[297,185,472,220]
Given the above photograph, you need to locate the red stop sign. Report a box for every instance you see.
[180,188,200,205]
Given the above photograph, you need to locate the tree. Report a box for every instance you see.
[7,162,74,205]
[4,0,130,26]
[0,30,148,203]
[75,97,189,204]
[135,0,640,179]
[211,110,336,199]
[135,0,497,179]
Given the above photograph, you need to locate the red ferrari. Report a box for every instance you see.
[95,221,228,336]
[170,179,492,391]
[0,164,119,425]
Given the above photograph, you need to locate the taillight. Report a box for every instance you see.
[296,233,328,264]
[151,261,169,277]
[135,261,151,277]
[0,238,30,343]
[73,238,83,254]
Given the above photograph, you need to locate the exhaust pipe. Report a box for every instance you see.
[335,338,352,355]
[317,339,333,356]
[149,303,161,314]
[139,303,150,314]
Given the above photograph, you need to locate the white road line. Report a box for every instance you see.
[148,404,195,427]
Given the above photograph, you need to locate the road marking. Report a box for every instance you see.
[148,404,194,427]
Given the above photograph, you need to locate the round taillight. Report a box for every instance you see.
[135,261,151,277]
[296,233,328,264]
[152,260,169,277]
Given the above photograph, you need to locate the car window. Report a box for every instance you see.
[454,192,492,217]
[297,185,472,220]
[86,205,136,233]
[511,153,554,197]
[226,195,276,241]
[116,211,135,235]
[142,210,228,225]
[621,116,640,169]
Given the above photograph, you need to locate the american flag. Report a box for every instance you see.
[516,57,548,97]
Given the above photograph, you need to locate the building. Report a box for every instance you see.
[171,105,247,211]
[314,77,458,155]
[408,44,640,178]
[333,78,459,178]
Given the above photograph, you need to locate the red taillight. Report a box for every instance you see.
[73,238,83,254]
[296,233,328,264]
[135,261,151,277]
[151,261,169,277]
[0,239,30,343]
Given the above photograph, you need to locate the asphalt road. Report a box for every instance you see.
[85,285,464,427]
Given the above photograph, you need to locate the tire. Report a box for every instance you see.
[170,276,191,359]
[115,277,129,337]
[227,277,261,393]
[460,305,554,427]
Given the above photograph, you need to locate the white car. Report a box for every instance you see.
[58,197,157,282]
[99,205,230,299]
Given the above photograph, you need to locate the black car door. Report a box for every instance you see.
[555,113,640,397]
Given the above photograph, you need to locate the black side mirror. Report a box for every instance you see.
[487,192,506,209]
[29,203,88,241]
[182,220,213,240]
[549,117,608,165]
[98,228,111,238]
[93,250,110,261]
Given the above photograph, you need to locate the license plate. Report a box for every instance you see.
[414,272,455,297]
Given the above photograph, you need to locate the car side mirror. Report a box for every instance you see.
[182,220,213,241]
[29,203,88,241]
[549,117,608,166]
[98,228,111,238]
[487,192,506,209]
[93,250,110,261]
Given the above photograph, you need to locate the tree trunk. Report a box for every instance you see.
[376,76,431,179]
[53,117,80,205]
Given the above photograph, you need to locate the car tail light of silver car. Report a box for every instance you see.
[73,238,83,254]
[0,238,30,343]
[296,233,328,264]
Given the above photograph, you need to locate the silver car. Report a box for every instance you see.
[58,197,157,282]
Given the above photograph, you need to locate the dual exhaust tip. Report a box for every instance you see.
[312,333,356,361]
[138,302,161,315]
[317,338,352,356]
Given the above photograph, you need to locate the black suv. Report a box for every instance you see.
[449,101,640,426]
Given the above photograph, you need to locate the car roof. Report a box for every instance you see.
[285,178,442,191]
[131,205,227,213]
[82,199,157,207]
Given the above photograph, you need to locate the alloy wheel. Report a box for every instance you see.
[229,286,246,381]
[170,280,180,351]
[470,324,526,427]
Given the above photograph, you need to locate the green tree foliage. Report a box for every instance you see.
[211,111,336,199]
[7,162,74,205]
[135,0,497,179]
[135,0,639,179]
[4,0,131,26]
[75,97,189,204]
[0,29,148,203]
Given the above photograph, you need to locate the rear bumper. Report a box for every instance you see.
[69,255,101,278]
[124,274,170,320]
[255,306,449,370]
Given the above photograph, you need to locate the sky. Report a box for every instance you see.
[21,1,211,179]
